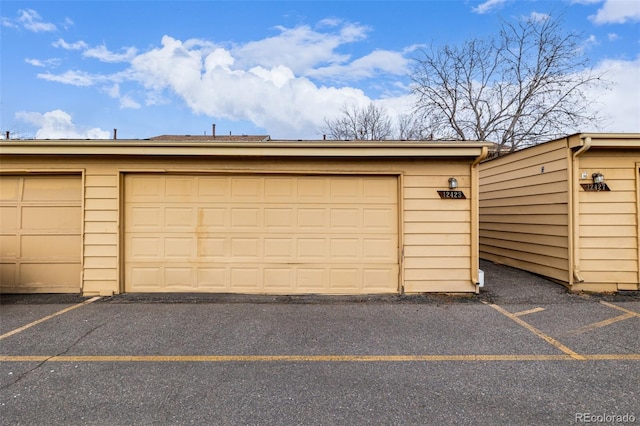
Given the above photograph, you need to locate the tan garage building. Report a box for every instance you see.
[480,133,640,292]
[1,139,489,296]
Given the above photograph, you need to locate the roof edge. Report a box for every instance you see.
[0,140,493,158]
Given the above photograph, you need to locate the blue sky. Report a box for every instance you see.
[1,0,639,140]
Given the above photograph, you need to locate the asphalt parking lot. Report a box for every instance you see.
[1,260,639,425]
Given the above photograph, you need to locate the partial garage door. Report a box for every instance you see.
[124,174,399,294]
[0,175,82,293]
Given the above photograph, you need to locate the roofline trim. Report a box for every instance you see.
[0,140,492,158]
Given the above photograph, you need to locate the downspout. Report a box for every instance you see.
[471,145,489,293]
[570,136,592,284]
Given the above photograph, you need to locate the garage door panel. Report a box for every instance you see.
[330,269,360,288]
[129,207,162,230]
[165,207,195,229]
[130,267,162,288]
[128,236,162,258]
[165,237,194,258]
[330,208,359,229]
[364,238,397,260]
[22,235,81,259]
[198,237,227,257]
[165,177,195,200]
[363,178,397,201]
[231,177,262,200]
[230,208,260,228]
[125,174,398,294]
[264,238,294,259]
[264,268,294,289]
[264,177,295,200]
[330,238,360,259]
[230,238,260,258]
[264,208,294,229]
[330,179,358,199]
[231,267,260,288]
[364,267,400,291]
[199,208,227,228]
[0,177,20,201]
[297,238,327,259]
[127,176,162,200]
[22,206,81,231]
[0,235,17,257]
[364,208,396,230]
[0,206,18,230]
[0,175,81,293]
[19,263,81,288]
[197,268,227,289]
[165,267,195,288]
[198,177,229,200]
[298,208,327,229]
[22,176,82,201]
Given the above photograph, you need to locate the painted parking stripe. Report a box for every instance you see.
[513,307,546,317]
[1,354,639,363]
[569,313,635,335]
[600,301,640,317]
[483,302,585,360]
[0,297,101,341]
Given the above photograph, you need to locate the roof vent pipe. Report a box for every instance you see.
[113,129,117,140]
[5,131,9,140]
[212,124,216,138]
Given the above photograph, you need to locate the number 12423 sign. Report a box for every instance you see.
[437,190,466,199]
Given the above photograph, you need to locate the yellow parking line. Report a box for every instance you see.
[513,307,546,317]
[600,301,640,317]
[570,313,635,335]
[0,297,101,341]
[1,354,639,363]
[483,302,585,360]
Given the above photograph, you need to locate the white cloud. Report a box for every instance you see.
[37,70,102,86]
[35,21,415,138]
[586,56,640,132]
[528,12,550,22]
[83,44,138,63]
[53,38,88,50]
[102,84,141,109]
[472,0,508,14]
[124,34,413,138]
[590,0,640,24]
[1,17,19,29]
[17,9,56,32]
[233,22,369,75]
[25,58,61,68]
[307,50,409,81]
[16,110,111,139]
[63,17,74,30]
[126,36,366,137]
[119,95,141,109]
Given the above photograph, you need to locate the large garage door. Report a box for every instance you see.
[124,174,399,294]
[0,175,82,293]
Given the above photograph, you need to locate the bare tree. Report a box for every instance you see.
[397,113,434,140]
[321,103,393,140]
[411,14,605,152]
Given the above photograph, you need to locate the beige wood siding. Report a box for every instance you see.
[124,174,399,294]
[0,175,82,293]
[83,170,119,295]
[575,149,640,290]
[479,140,571,282]
[403,162,473,292]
